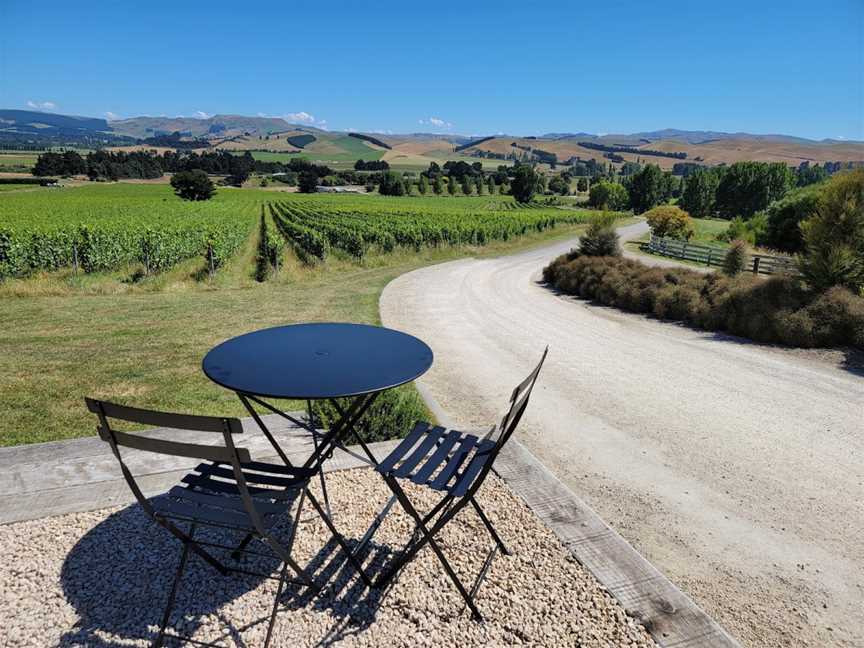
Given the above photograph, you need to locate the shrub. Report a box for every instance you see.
[588,181,628,210]
[579,214,621,257]
[723,240,749,276]
[645,205,694,240]
[311,385,428,443]
[378,171,406,196]
[720,213,767,246]
[540,254,864,349]
[170,170,214,201]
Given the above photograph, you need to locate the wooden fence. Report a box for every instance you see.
[644,236,799,276]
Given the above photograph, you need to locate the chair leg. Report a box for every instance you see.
[153,532,193,648]
[231,532,254,560]
[378,476,484,620]
[306,488,373,587]
[470,497,511,556]
[263,562,289,648]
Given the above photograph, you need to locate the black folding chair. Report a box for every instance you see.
[85,398,369,648]
[369,348,547,620]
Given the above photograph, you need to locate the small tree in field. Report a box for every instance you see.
[418,174,429,195]
[433,175,444,195]
[510,164,541,203]
[297,171,318,193]
[461,176,472,195]
[171,170,215,201]
[447,175,457,196]
[475,175,485,195]
[645,205,695,240]
[378,171,406,196]
[487,176,495,194]
[576,177,588,192]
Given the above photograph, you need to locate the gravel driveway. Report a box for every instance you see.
[380,223,864,648]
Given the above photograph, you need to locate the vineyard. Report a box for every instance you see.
[0,186,596,281]
[0,184,261,278]
[267,194,591,262]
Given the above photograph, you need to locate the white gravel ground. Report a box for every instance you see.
[0,469,657,647]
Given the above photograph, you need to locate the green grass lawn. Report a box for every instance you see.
[0,219,590,446]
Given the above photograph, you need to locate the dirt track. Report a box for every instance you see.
[380,224,864,648]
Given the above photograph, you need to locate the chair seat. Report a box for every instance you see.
[154,460,312,531]
[376,422,496,497]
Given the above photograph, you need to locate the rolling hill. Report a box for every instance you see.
[2,108,862,172]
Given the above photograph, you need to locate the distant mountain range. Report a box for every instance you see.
[1,109,862,170]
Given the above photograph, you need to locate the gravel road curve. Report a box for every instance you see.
[380,223,864,648]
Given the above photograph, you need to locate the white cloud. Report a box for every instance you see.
[284,111,316,124]
[104,111,120,121]
[193,110,211,119]
[418,116,452,129]
[26,100,57,111]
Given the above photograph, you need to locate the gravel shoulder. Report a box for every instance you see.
[380,224,864,648]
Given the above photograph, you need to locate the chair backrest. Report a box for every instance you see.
[491,347,548,453]
[86,398,249,464]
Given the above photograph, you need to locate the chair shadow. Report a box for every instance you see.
[58,499,401,647]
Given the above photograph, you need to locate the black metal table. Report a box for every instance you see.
[202,322,434,513]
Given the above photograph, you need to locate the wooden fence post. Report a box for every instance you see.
[752,257,760,275]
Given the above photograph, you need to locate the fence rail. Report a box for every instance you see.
[644,236,799,276]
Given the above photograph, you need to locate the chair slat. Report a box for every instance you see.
[201,464,307,488]
[155,499,258,530]
[375,421,430,474]
[104,429,250,464]
[86,398,242,434]
[167,486,289,516]
[450,440,496,497]
[392,426,446,478]
[182,470,301,501]
[429,433,479,490]
[240,460,315,479]
[410,429,463,485]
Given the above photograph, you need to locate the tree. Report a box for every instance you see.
[799,170,864,292]
[170,170,214,201]
[418,174,429,195]
[588,181,628,210]
[627,164,665,214]
[297,171,318,193]
[486,175,495,194]
[433,175,444,195]
[645,205,694,240]
[763,185,822,253]
[680,167,719,218]
[510,164,542,203]
[475,175,485,195]
[461,176,472,195]
[447,175,457,196]
[403,176,414,195]
[378,171,407,196]
[576,177,588,192]
[715,161,794,219]
[548,174,570,196]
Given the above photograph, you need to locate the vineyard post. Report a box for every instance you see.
[207,243,215,281]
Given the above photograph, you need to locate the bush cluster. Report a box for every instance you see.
[542,255,864,349]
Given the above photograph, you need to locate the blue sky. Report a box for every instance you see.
[1,0,862,140]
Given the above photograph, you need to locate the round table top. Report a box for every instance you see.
[202,323,434,400]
